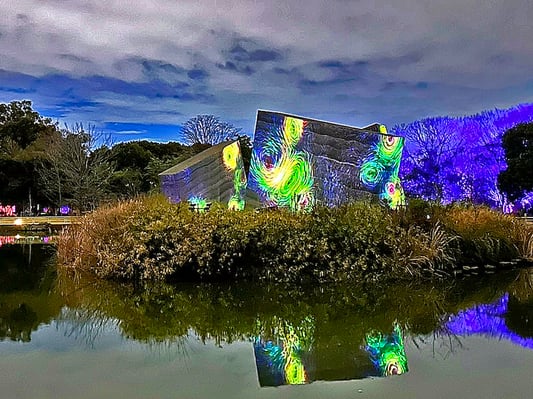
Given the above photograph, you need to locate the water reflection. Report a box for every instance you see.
[0,243,60,342]
[2,242,533,389]
[253,319,409,386]
[445,293,533,349]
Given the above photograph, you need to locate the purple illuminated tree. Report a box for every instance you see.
[391,103,533,210]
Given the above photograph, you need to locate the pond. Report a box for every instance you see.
[1,241,532,398]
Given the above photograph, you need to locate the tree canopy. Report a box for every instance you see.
[498,123,533,202]
[181,114,241,145]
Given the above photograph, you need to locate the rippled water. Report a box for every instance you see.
[1,242,532,398]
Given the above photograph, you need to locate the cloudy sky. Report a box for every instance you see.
[1,0,532,142]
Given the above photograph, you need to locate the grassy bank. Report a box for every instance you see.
[57,195,533,283]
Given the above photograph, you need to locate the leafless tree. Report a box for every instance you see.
[181,115,241,145]
[38,123,114,212]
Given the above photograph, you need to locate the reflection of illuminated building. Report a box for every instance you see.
[253,318,409,386]
[254,317,313,386]
[159,140,247,210]
[445,293,533,350]
[365,323,409,376]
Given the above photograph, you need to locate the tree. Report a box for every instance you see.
[38,123,114,211]
[0,100,59,207]
[498,123,533,202]
[0,100,57,149]
[181,115,241,145]
[395,117,465,202]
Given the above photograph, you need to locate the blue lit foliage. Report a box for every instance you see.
[391,104,533,210]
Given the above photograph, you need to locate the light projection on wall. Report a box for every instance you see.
[223,141,247,211]
[250,115,314,211]
[364,323,409,376]
[445,293,533,350]
[159,140,247,210]
[359,125,406,209]
[248,110,405,210]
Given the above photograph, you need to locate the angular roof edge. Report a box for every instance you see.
[158,139,238,176]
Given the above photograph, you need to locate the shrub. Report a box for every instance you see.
[57,195,533,283]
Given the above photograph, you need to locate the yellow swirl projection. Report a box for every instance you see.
[222,141,247,210]
[360,125,405,210]
[283,117,305,147]
[222,141,240,171]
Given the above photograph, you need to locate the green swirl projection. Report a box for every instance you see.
[360,126,405,209]
[365,324,408,376]
[360,159,385,189]
[250,116,314,211]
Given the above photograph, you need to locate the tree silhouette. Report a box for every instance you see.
[498,123,533,202]
[181,115,241,145]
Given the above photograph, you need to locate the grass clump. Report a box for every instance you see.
[57,195,533,283]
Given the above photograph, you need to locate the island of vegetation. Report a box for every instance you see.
[57,195,533,284]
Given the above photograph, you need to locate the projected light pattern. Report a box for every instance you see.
[360,126,406,209]
[254,316,314,385]
[188,196,209,212]
[222,141,247,210]
[391,103,533,209]
[445,293,533,350]
[365,324,408,376]
[250,115,314,211]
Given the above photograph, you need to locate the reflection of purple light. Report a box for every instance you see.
[445,293,533,350]
[60,205,70,215]
[43,236,49,244]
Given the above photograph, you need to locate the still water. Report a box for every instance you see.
[1,241,533,398]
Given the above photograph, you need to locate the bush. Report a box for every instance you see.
[57,195,533,283]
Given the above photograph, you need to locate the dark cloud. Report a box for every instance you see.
[187,68,208,80]
[216,61,254,75]
[230,45,281,62]
[1,1,532,139]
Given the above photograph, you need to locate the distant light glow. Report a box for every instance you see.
[59,205,71,215]
[0,204,16,216]
[188,196,209,212]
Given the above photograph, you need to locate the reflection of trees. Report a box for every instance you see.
[0,244,63,342]
[56,270,518,351]
[443,292,533,350]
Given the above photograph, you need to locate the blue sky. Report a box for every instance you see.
[1,0,533,142]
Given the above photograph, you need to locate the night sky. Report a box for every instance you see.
[1,0,532,142]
